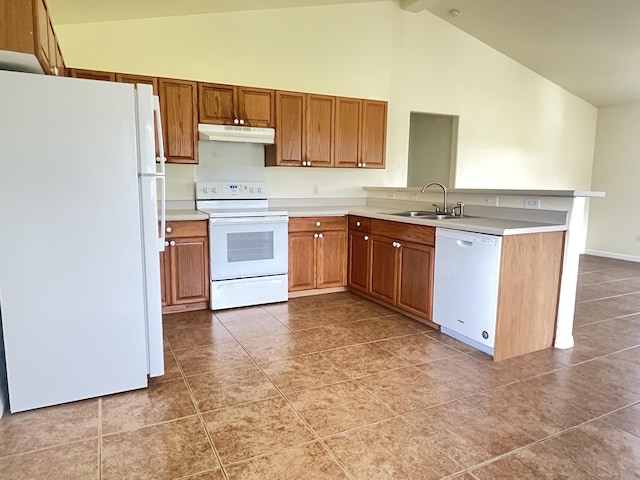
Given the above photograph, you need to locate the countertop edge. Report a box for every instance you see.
[362,186,606,198]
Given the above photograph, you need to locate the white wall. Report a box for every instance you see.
[56,1,597,200]
[586,102,640,261]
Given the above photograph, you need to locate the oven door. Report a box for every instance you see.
[209,216,289,281]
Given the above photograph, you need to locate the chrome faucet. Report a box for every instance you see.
[420,182,448,213]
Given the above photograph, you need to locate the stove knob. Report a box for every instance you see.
[203,187,210,193]
[212,187,218,193]
[257,187,263,193]
[250,187,255,193]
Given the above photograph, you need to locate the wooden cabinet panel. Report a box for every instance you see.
[361,100,387,168]
[306,94,335,167]
[335,97,361,168]
[198,83,235,125]
[160,249,170,307]
[54,42,65,77]
[348,216,371,233]
[289,216,345,233]
[159,78,198,164]
[116,73,158,94]
[371,219,435,246]
[35,0,49,70]
[69,69,116,82]
[348,230,370,293]
[238,87,274,128]
[171,237,209,305]
[267,91,306,166]
[161,220,210,313]
[0,0,35,55]
[317,230,346,288]
[369,236,397,305]
[288,232,316,291]
[397,241,433,319]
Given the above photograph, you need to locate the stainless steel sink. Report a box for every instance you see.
[388,211,459,220]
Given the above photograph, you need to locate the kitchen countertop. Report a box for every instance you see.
[165,209,210,221]
[277,205,566,236]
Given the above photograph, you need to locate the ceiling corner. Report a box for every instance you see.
[400,0,440,13]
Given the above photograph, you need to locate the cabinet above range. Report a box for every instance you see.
[198,83,275,128]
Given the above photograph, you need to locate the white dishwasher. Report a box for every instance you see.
[433,228,502,355]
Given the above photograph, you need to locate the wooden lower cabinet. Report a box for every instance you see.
[288,216,347,292]
[161,220,210,313]
[348,216,435,322]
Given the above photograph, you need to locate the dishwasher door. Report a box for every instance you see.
[433,228,502,352]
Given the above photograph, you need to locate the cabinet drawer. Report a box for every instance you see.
[348,215,371,233]
[164,220,208,238]
[289,216,346,233]
[370,219,435,246]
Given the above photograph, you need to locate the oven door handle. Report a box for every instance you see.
[209,216,289,225]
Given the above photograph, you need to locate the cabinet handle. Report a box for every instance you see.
[357,163,362,167]
[239,119,245,125]
[314,233,319,238]
[392,241,397,247]
[316,221,321,226]
[166,227,172,233]
[302,161,307,166]
[396,242,402,248]
[234,119,239,125]
[364,235,369,241]
[318,233,323,238]
[164,241,169,247]
[169,241,176,246]
[362,163,367,167]
[356,221,361,227]
[308,161,312,166]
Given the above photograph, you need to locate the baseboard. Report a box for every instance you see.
[584,249,640,263]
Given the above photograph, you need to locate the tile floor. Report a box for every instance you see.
[1,254,640,479]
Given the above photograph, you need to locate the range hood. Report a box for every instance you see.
[198,124,275,144]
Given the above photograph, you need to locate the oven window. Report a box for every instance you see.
[227,231,274,262]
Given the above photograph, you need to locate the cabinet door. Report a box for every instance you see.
[369,235,397,304]
[170,236,209,305]
[34,0,49,71]
[288,232,316,291]
[198,83,235,125]
[306,94,335,167]
[334,97,361,168]
[159,78,198,164]
[397,241,434,320]
[361,100,387,169]
[159,248,170,307]
[269,91,306,166]
[238,87,275,127]
[54,41,65,77]
[348,230,370,293]
[69,69,116,82]
[116,73,159,94]
[317,230,346,288]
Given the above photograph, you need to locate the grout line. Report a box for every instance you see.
[98,398,102,480]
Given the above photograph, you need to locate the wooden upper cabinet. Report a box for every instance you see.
[115,73,158,94]
[335,97,387,169]
[0,0,65,75]
[267,91,306,166]
[69,69,116,82]
[159,78,198,164]
[198,83,235,125]
[306,94,335,167]
[237,87,274,127]
[199,83,274,127]
[335,97,362,168]
[361,99,387,168]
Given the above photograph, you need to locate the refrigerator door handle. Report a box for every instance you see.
[153,95,166,250]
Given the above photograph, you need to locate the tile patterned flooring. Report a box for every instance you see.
[1,254,640,479]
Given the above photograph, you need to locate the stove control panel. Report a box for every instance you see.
[196,181,267,200]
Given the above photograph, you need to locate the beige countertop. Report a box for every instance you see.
[165,209,209,221]
[275,205,567,236]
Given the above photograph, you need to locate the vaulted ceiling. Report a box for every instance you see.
[48,0,640,107]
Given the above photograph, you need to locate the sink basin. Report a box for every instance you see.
[388,211,459,220]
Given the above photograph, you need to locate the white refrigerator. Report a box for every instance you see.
[0,70,166,413]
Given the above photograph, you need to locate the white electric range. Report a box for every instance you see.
[195,181,289,310]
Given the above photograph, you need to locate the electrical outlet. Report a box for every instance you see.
[485,195,498,206]
[524,198,541,209]
[312,185,319,196]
